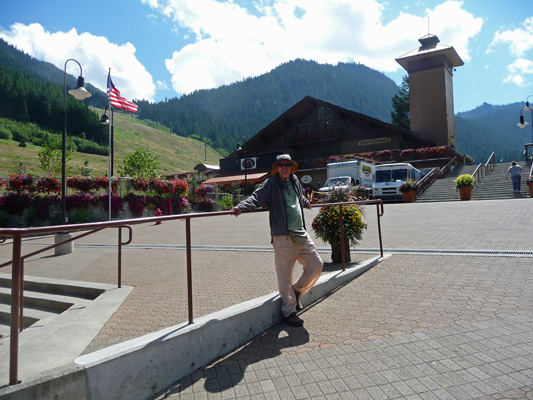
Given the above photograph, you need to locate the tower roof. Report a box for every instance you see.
[396,34,464,71]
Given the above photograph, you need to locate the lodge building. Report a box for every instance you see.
[204,34,472,193]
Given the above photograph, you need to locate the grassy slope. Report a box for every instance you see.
[0,111,222,178]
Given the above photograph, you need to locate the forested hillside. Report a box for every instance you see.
[456,103,530,163]
[135,59,400,154]
[0,39,108,147]
[0,36,528,164]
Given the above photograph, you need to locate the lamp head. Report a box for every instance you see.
[68,76,92,100]
[517,115,529,128]
[525,101,532,111]
[101,112,110,125]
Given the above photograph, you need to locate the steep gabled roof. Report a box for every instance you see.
[228,95,434,157]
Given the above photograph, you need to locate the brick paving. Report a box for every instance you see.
[153,254,533,400]
[1,198,532,399]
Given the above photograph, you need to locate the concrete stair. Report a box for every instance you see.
[417,165,478,202]
[0,275,105,339]
[471,162,531,200]
[417,162,531,202]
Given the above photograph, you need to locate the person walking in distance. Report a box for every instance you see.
[506,161,523,193]
[232,154,323,327]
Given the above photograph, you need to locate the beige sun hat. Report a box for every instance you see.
[270,154,298,175]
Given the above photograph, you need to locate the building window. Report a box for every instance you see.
[297,106,333,134]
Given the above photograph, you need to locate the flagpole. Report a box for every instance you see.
[108,68,112,221]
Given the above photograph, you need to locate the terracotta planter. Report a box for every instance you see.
[402,190,416,203]
[459,186,472,201]
[529,184,533,198]
[330,239,351,263]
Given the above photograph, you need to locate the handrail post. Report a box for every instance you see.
[118,228,122,288]
[376,202,384,258]
[339,204,345,271]
[186,217,193,324]
[10,233,22,385]
[19,260,24,332]
[118,225,133,289]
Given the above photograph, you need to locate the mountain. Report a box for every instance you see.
[456,102,531,163]
[135,59,400,154]
[0,37,529,165]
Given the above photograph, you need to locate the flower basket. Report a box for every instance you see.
[399,180,417,202]
[527,177,533,197]
[454,174,475,189]
[400,149,414,161]
[311,188,366,263]
[454,174,475,201]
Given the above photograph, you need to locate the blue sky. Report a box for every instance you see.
[0,0,531,113]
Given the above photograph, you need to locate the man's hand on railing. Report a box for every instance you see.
[232,207,242,217]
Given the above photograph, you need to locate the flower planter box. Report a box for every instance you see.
[402,190,416,203]
[459,186,472,201]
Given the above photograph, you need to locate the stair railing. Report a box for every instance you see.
[471,152,495,186]
[416,155,460,197]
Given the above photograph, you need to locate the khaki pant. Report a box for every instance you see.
[272,232,323,317]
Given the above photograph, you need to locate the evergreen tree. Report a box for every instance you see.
[391,75,410,129]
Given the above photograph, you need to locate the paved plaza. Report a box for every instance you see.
[0,198,532,399]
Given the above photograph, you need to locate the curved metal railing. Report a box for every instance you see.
[0,199,384,386]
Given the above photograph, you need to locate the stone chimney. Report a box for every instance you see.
[396,34,464,149]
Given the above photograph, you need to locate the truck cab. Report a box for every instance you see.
[372,163,422,202]
[318,176,356,193]
[319,160,375,195]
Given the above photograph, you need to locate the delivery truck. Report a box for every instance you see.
[372,163,422,202]
[319,160,375,194]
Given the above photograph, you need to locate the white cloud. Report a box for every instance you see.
[504,58,533,87]
[489,17,533,87]
[0,22,156,101]
[0,1,483,99]
[148,0,482,95]
[156,80,170,90]
[490,17,533,57]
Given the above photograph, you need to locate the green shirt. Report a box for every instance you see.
[284,180,304,231]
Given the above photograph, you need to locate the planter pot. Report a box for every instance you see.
[529,184,533,198]
[402,190,416,203]
[459,186,472,201]
[330,239,351,263]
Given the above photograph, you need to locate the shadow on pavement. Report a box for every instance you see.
[159,323,310,397]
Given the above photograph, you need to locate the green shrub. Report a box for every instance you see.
[69,209,95,224]
[217,194,234,210]
[0,213,8,227]
[24,208,38,227]
[0,128,12,140]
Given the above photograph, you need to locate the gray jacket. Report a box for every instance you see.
[236,174,310,237]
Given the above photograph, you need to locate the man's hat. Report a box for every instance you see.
[271,154,298,175]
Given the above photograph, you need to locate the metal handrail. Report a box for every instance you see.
[415,154,462,197]
[472,163,484,184]
[416,168,437,196]
[471,152,496,187]
[0,198,384,386]
[485,152,496,172]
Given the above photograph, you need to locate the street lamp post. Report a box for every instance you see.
[236,136,248,195]
[101,106,114,220]
[62,59,91,224]
[101,105,114,175]
[517,95,533,161]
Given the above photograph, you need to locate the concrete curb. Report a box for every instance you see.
[0,255,385,400]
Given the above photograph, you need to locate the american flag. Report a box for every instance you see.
[107,70,138,112]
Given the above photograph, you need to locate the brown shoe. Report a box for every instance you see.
[284,312,304,327]
[294,288,303,311]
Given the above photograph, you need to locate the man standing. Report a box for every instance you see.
[232,154,323,327]
[506,161,523,193]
